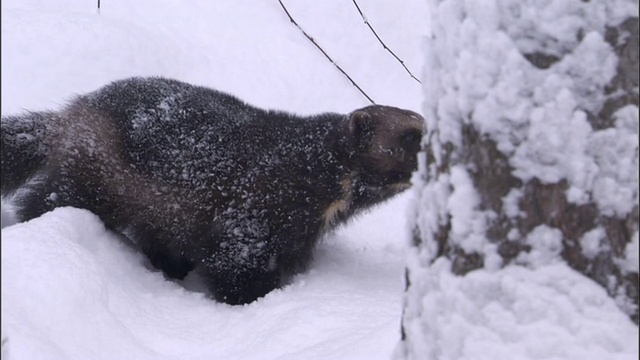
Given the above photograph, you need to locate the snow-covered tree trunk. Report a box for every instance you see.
[399,0,638,358]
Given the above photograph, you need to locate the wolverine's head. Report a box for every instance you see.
[346,105,425,199]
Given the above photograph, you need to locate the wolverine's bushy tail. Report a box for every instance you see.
[1,112,52,195]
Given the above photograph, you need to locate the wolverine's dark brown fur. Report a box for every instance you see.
[1,77,425,304]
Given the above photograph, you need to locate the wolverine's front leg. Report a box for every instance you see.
[198,250,281,305]
[202,259,281,305]
[196,224,282,305]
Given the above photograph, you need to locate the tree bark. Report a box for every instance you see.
[401,1,639,355]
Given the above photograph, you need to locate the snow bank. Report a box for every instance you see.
[400,258,638,360]
[1,199,412,360]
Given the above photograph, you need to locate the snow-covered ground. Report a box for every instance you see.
[2,1,638,360]
[1,200,413,360]
[1,1,425,359]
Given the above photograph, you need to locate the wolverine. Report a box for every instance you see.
[1,77,425,304]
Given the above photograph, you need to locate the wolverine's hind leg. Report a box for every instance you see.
[1,112,52,195]
[127,225,195,280]
[145,245,195,280]
[11,173,60,222]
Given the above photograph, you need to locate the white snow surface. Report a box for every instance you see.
[2,1,638,360]
[2,204,411,360]
[400,257,638,360]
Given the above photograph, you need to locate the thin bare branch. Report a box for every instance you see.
[352,0,421,84]
[277,0,376,104]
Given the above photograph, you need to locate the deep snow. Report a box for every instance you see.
[2,200,413,360]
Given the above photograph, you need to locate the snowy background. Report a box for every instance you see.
[1,0,426,359]
[1,1,638,360]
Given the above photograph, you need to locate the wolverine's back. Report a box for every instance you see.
[80,77,264,186]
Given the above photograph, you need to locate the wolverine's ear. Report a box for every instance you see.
[348,110,375,149]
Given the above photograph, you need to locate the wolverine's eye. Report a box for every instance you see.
[401,130,422,148]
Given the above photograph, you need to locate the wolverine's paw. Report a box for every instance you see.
[207,268,281,305]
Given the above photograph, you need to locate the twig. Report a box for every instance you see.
[351,0,421,84]
[277,0,376,104]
